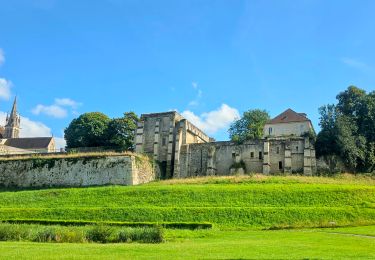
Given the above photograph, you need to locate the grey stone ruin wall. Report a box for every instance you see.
[176,137,315,177]
[0,155,155,188]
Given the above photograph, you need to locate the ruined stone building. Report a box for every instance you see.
[135,109,316,178]
[0,97,55,155]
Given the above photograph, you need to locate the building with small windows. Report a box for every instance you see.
[135,109,316,178]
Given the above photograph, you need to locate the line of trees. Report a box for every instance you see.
[64,86,375,173]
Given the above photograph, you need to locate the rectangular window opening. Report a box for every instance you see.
[279,161,283,170]
[250,152,254,158]
[276,147,280,154]
[259,152,263,160]
[162,137,167,146]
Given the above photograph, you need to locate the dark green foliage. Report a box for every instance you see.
[116,226,164,243]
[105,112,139,151]
[64,111,139,150]
[86,225,113,243]
[2,219,212,230]
[64,112,111,148]
[316,86,375,172]
[229,109,270,143]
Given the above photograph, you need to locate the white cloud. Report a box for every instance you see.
[0,112,50,137]
[55,98,81,109]
[32,98,82,118]
[0,78,12,100]
[341,57,372,71]
[192,82,198,89]
[0,49,4,66]
[182,104,240,134]
[32,104,68,118]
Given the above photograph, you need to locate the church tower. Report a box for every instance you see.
[4,97,20,139]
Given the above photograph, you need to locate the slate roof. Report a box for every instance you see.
[267,109,310,124]
[4,137,53,150]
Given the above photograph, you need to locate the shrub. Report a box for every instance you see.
[0,223,26,241]
[86,225,113,243]
[115,226,164,243]
[32,227,58,242]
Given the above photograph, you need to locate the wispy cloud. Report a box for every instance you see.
[32,104,68,118]
[182,104,240,135]
[189,82,203,107]
[32,98,82,118]
[341,57,372,72]
[0,48,4,66]
[55,98,82,109]
[0,78,12,100]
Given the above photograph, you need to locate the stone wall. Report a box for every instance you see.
[0,154,154,188]
[176,137,316,177]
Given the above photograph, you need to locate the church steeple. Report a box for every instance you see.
[4,97,20,139]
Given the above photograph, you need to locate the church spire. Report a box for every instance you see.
[4,96,20,138]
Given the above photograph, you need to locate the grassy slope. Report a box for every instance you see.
[0,175,374,228]
[1,227,374,259]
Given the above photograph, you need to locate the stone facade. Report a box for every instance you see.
[135,111,210,178]
[136,109,317,178]
[0,155,154,188]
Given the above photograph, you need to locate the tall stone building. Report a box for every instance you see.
[135,111,210,178]
[136,109,316,178]
[0,97,56,154]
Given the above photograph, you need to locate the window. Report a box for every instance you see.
[232,152,236,159]
[296,146,299,152]
[162,137,166,146]
[259,152,263,160]
[276,147,280,154]
[250,152,254,158]
[279,161,283,170]
[269,127,273,135]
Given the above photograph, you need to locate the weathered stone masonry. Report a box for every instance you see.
[136,110,317,178]
[0,155,155,188]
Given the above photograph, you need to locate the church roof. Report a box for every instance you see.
[267,109,310,124]
[4,137,53,150]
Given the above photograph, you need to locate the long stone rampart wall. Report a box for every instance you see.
[0,155,154,188]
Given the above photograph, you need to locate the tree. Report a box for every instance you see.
[315,105,339,157]
[64,112,111,148]
[316,86,375,172]
[229,109,270,143]
[106,112,139,151]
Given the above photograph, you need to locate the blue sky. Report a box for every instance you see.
[1,0,375,146]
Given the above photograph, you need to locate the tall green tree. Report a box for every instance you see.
[64,112,111,148]
[316,86,375,172]
[106,112,139,151]
[229,109,270,143]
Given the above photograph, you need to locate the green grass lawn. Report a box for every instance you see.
[0,175,374,228]
[0,175,374,258]
[0,227,374,259]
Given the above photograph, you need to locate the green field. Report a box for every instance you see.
[1,227,375,259]
[0,175,374,259]
[0,175,374,228]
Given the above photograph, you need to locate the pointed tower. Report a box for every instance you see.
[4,97,20,139]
